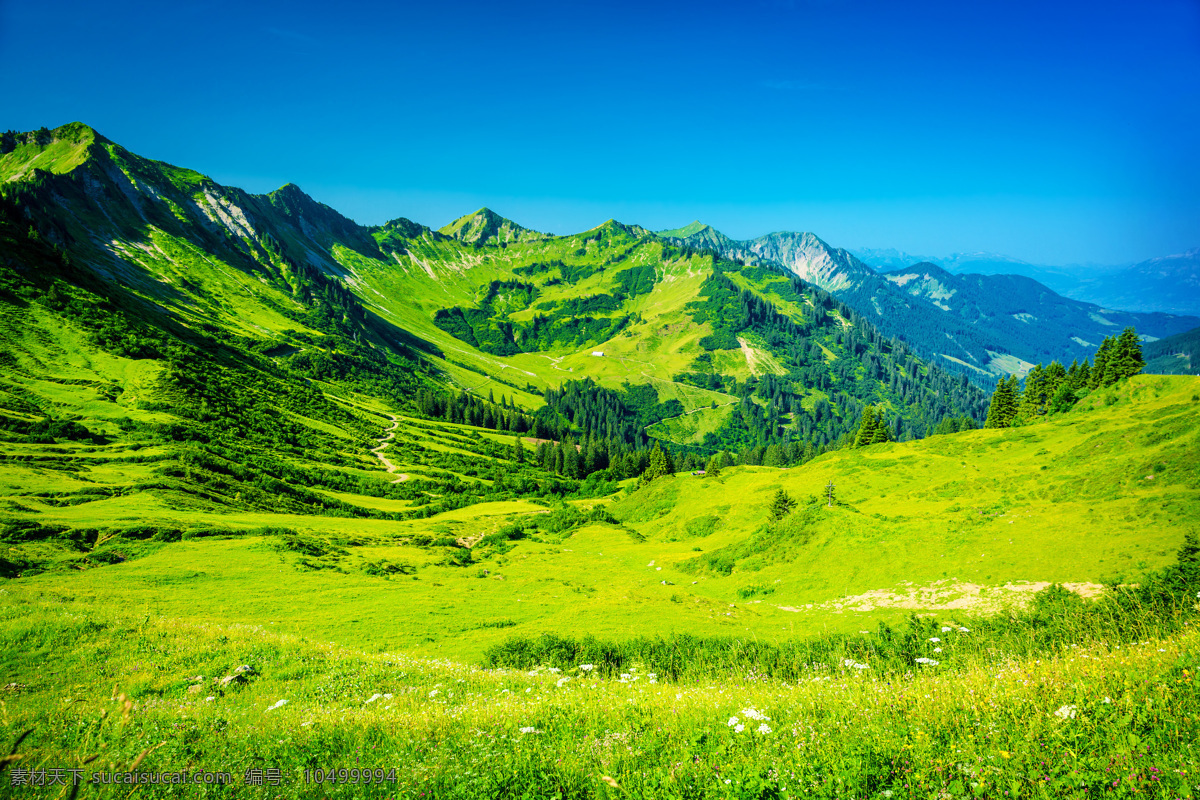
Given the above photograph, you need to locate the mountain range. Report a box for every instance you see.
[851,245,1200,318]
[662,223,1198,379]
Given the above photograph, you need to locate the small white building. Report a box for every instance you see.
[592,351,604,357]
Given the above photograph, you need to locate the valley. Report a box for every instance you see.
[0,124,1198,798]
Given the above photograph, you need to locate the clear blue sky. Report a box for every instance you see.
[2,0,1198,265]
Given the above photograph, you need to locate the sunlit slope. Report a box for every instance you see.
[5,376,1193,662]
[613,374,1199,602]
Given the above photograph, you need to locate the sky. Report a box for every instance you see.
[2,0,1198,266]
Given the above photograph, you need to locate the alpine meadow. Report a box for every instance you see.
[1,118,1198,800]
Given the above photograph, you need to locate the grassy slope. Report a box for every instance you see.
[1,593,1196,798]
[4,376,1194,665]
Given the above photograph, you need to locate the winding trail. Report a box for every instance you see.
[371,414,409,483]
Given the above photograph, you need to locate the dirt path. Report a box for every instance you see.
[370,415,409,483]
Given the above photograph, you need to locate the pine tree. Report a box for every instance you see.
[704,454,722,477]
[867,413,891,444]
[1091,337,1114,389]
[512,436,525,464]
[985,379,1013,428]
[853,406,878,447]
[1110,327,1145,382]
[640,443,670,485]
[769,488,796,521]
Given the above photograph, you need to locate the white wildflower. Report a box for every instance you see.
[854,663,869,670]
[429,689,440,698]
[579,664,595,672]
[933,647,943,653]
[843,658,856,667]
[756,723,772,735]
[556,677,570,687]
[518,726,541,734]
[941,626,952,632]
[383,693,393,699]
[727,716,739,727]
[619,673,632,682]
[915,658,940,666]
[735,724,745,733]
[548,667,562,674]
[1054,705,1078,720]
[205,696,215,702]
[265,699,288,712]
[366,693,382,704]
[929,637,940,643]
[741,707,769,721]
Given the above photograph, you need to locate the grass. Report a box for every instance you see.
[0,591,1197,798]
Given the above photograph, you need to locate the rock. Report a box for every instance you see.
[186,684,203,695]
[217,674,247,688]
[234,665,255,674]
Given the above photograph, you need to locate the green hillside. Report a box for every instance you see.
[2,123,1199,798]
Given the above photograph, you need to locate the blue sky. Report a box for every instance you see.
[2,0,1198,265]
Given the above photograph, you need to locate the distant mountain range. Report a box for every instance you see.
[662,223,1199,379]
[850,246,1200,318]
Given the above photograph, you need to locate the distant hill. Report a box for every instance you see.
[1143,325,1200,375]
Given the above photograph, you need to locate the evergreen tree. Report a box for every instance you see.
[768,488,796,521]
[1110,327,1145,382]
[704,454,722,477]
[0,130,17,155]
[1091,337,1114,389]
[853,406,878,447]
[640,443,670,485]
[512,436,525,464]
[985,375,1021,428]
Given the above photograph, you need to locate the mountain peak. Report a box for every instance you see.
[657,221,712,238]
[438,207,545,245]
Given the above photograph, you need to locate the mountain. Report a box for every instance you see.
[668,223,1199,379]
[1143,324,1200,375]
[438,207,547,245]
[1063,249,1200,317]
[0,122,990,478]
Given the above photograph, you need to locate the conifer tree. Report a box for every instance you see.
[704,454,722,477]
[769,488,796,521]
[512,436,525,464]
[853,406,878,447]
[1110,327,1145,381]
[1091,337,1114,389]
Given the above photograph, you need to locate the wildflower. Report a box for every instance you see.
[941,626,952,632]
[556,677,570,687]
[619,673,632,682]
[854,663,869,670]
[727,716,739,727]
[429,689,440,698]
[366,693,383,704]
[933,647,943,653]
[383,693,393,699]
[843,658,856,667]
[999,751,1011,759]
[205,696,215,702]
[741,707,769,721]
[518,727,541,734]
[1102,697,1112,704]
[548,667,561,674]
[915,658,940,666]
[579,664,595,672]
[959,627,970,633]
[929,637,940,643]
[265,699,288,712]
[756,723,772,734]
[1054,705,1078,720]
[735,724,745,733]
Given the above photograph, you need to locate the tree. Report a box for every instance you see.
[0,130,17,155]
[704,454,722,477]
[769,488,796,521]
[985,375,1021,428]
[1110,327,1145,382]
[639,443,671,486]
[34,126,51,146]
[511,436,525,464]
[1091,337,1114,389]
